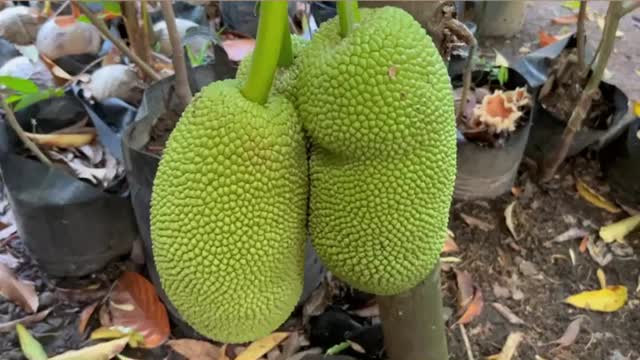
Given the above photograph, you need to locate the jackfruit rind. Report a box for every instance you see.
[297,7,456,295]
[150,79,307,343]
[295,7,455,161]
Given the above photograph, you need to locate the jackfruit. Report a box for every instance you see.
[150,79,307,343]
[295,7,456,295]
[236,35,307,99]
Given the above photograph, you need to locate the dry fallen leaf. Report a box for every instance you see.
[539,31,559,47]
[222,38,256,62]
[24,132,96,149]
[91,326,145,348]
[106,271,170,348]
[552,14,578,25]
[49,336,130,360]
[455,270,474,311]
[546,227,589,246]
[491,303,525,325]
[576,179,621,213]
[549,317,583,348]
[302,283,330,325]
[167,339,221,360]
[597,268,607,289]
[565,286,627,312]
[455,287,483,325]
[235,332,290,360]
[579,236,589,253]
[0,263,38,313]
[442,229,459,253]
[460,213,494,231]
[504,202,518,240]
[0,308,53,333]
[586,238,613,266]
[599,214,640,244]
[486,332,524,360]
[78,301,99,333]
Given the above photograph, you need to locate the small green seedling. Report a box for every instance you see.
[186,42,211,66]
[0,76,64,111]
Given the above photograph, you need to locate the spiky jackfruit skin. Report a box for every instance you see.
[236,35,307,100]
[295,7,457,295]
[150,79,307,343]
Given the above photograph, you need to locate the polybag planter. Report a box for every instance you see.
[452,68,532,200]
[513,35,631,162]
[600,116,640,209]
[121,50,325,338]
[0,94,138,277]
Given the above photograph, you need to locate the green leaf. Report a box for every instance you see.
[186,46,197,65]
[103,1,122,15]
[5,94,23,104]
[76,14,91,23]
[0,76,39,94]
[497,66,509,86]
[16,324,48,360]
[14,88,63,111]
[561,1,581,10]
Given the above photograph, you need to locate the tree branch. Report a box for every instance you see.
[576,0,587,71]
[74,1,161,82]
[160,0,192,112]
[541,1,624,181]
[1,98,51,166]
[621,0,640,16]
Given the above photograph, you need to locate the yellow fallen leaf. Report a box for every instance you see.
[24,132,95,149]
[634,100,640,117]
[564,285,627,312]
[91,326,145,348]
[441,257,462,263]
[597,268,606,289]
[486,331,524,360]
[599,214,640,243]
[49,336,130,360]
[235,332,290,360]
[576,179,621,213]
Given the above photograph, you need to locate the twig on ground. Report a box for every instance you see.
[459,324,475,360]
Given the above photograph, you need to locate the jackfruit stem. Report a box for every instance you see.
[278,27,294,67]
[241,1,288,105]
[337,0,361,37]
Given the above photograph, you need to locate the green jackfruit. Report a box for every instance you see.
[150,79,307,343]
[295,7,456,295]
[236,35,307,99]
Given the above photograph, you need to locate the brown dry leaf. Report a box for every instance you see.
[576,179,621,213]
[49,335,130,360]
[455,270,474,311]
[579,236,589,253]
[219,344,230,360]
[486,332,524,360]
[442,229,459,253]
[0,308,52,332]
[552,14,578,25]
[0,263,38,313]
[349,303,379,318]
[221,38,256,62]
[455,287,484,325]
[505,202,518,240]
[167,339,222,360]
[491,303,524,325]
[235,332,290,360]
[78,301,99,333]
[546,227,589,247]
[302,284,330,325]
[106,271,170,348]
[39,53,73,85]
[25,132,95,149]
[460,213,494,231]
[549,317,583,348]
[275,331,303,360]
[586,237,613,266]
[539,31,559,47]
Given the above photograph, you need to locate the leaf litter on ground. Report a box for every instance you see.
[167,339,223,360]
[0,263,38,313]
[565,286,627,312]
[544,227,589,247]
[17,323,48,360]
[599,214,640,244]
[454,270,484,325]
[47,141,124,189]
[576,179,621,213]
[491,303,525,325]
[548,317,584,349]
[504,201,518,240]
[460,213,494,232]
[101,271,169,348]
[486,331,524,360]
[0,308,52,333]
[235,332,290,360]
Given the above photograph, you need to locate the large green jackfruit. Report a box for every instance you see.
[150,79,307,343]
[236,35,307,100]
[295,7,456,295]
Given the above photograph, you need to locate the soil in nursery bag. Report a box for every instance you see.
[0,93,138,277]
[452,68,532,199]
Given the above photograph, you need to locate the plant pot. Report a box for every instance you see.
[599,116,640,209]
[0,95,137,277]
[121,59,325,338]
[451,68,531,200]
[473,1,526,38]
[525,82,629,163]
